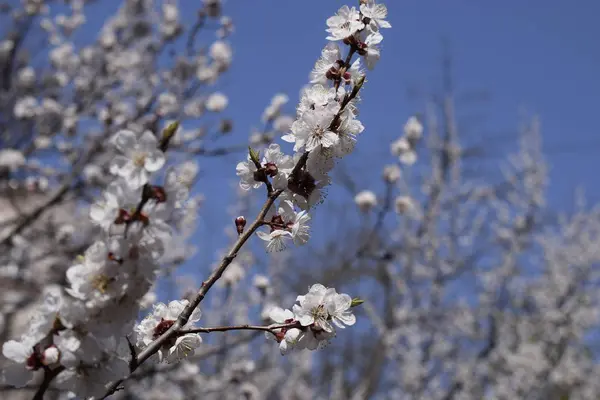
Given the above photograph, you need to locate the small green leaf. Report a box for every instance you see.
[350,297,364,307]
[162,121,180,140]
[159,121,180,151]
[248,147,261,166]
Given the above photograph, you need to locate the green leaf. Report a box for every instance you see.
[248,147,261,166]
[162,121,180,140]
[159,121,180,152]
[350,297,364,307]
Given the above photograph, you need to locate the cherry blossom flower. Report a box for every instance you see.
[289,108,339,152]
[135,300,202,363]
[360,1,392,32]
[257,229,293,252]
[326,5,365,41]
[109,130,166,189]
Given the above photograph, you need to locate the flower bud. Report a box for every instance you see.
[264,162,278,177]
[235,216,246,235]
[395,196,415,215]
[253,274,270,291]
[382,164,401,183]
[343,71,352,85]
[354,190,377,212]
[42,346,60,366]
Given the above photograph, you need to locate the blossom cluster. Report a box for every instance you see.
[354,116,423,216]
[390,116,423,166]
[134,299,202,363]
[267,284,357,354]
[237,1,391,252]
[1,127,197,398]
[0,0,389,395]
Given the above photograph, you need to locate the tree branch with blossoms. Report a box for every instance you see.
[1,1,391,399]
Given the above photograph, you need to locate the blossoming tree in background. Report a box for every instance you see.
[292,65,600,398]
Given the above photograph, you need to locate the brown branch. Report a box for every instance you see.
[32,366,65,400]
[100,41,369,399]
[128,331,263,383]
[100,187,285,399]
[179,321,300,336]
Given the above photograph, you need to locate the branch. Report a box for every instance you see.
[32,366,65,400]
[100,43,368,399]
[179,321,300,336]
[186,10,207,56]
[100,188,285,398]
[128,331,263,383]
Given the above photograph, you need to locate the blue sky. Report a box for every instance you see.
[179,0,600,276]
[218,0,600,203]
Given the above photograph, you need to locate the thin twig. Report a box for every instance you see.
[100,42,368,399]
[179,321,300,336]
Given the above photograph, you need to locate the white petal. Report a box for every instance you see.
[111,130,136,152]
[139,130,159,150]
[256,231,272,242]
[2,340,30,363]
[336,312,356,327]
[89,203,108,223]
[144,150,166,172]
[109,155,129,175]
[297,313,314,327]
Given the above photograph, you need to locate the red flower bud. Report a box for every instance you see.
[235,216,246,235]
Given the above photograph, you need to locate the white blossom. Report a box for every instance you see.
[354,190,378,212]
[326,6,365,41]
[134,300,202,363]
[257,229,292,252]
[206,92,229,112]
[109,130,166,189]
[360,1,392,32]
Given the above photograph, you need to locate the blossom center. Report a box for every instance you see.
[133,152,147,167]
[310,304,328,322]
[91,274,114,293]
[313,125,326,139]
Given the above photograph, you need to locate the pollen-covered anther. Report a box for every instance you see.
[91,274,114,294]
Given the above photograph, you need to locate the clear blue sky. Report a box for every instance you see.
[222,0,599,190]
[172,0,600,282]
[41,0,600,270]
